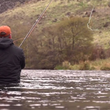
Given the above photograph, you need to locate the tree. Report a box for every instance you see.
[43,16,93,64]
[28,16,93,69]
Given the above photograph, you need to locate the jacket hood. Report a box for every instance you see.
[0,38,13,49]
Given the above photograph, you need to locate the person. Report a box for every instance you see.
[0,26,25,84]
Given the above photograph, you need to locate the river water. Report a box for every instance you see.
[0,70,110,110]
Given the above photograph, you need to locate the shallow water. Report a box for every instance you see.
[0,70,110,110]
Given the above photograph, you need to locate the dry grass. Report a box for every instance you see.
[68,58,110,70]
[0,0,110,48]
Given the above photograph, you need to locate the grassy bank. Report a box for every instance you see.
[55,58,110,70]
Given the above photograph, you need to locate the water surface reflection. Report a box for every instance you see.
[0,70,110,110]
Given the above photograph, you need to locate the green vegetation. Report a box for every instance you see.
[0,0,110,69]
[25,16,93,69]
[55,58,110,70]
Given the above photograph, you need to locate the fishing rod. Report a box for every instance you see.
[87,6,99,31]
[19,0,53,47]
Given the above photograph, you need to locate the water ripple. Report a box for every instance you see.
[0,70,110,110]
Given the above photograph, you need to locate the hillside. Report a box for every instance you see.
[0,0,109,47]
[0,0,46,13]
[0,0,31,13]
[0,0,110,69]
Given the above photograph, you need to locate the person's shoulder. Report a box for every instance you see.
[12,45,24,52]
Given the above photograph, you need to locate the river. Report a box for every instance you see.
[0,70,110,110]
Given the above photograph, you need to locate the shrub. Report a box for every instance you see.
[100,63,110,70]
[26,16,94,69]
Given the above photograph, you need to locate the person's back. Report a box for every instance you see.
[0,26,25,84]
